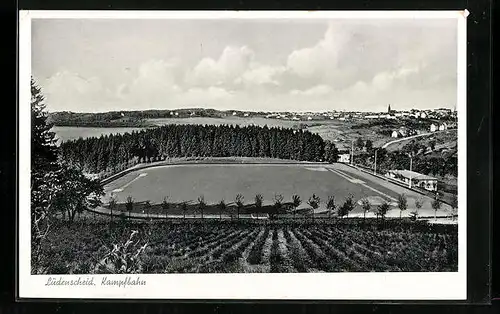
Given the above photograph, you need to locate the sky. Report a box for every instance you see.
[31,18,458,113]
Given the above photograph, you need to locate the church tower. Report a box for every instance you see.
[388,104,392,113]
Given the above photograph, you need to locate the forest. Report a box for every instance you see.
[60,124,338,174]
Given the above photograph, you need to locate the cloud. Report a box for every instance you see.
[41,71,117,112]
[38,20,457,113]
[187,46,255,87]
[290,84,332,96]
[285,20,456,93]
[123,59,182,107]
[286,22,350,80]
[237,64,286,86]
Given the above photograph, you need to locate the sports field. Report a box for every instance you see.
[102,162,452,218]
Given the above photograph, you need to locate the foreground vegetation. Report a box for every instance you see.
[34,219,458,274]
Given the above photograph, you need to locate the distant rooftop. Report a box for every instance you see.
[388,169,437,181]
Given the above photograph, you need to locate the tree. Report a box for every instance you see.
[429,140,436,151]
[307,194,321,220]
[397,194,408,219]
[415,197,423,211]
[30,78,104,272]
[431,195,441,221]
[361,198,371,220]
[31,78,58,172]
[235,194,244,219]
[254,194,263,216]
[197,195,206,219]
[343,194,355,218]
[272,194,284,219]
[143,200,152,219]
[49,166,103,225]
[365,140,373,152]
[108,196,117,222]
[338,194,355,218]
[326,195,336,219]
[324,141,339,163]
[377,201,390,220]
[450,194,458,220]
[126,196,134,219]
[218,199,226,219]
[291,194,301,218]
[161,196,169,219]
[181,202,188,219]
[356,137,364,150]
[409,210,419,221]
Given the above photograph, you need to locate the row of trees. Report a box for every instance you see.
[60,123,338,174]
[105,192,454,222]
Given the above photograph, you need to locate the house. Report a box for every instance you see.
[398,127,408,137]
[391,131,399,138]
[365,115,380,119]
[439,123,448,131]
[307,116,313,121]
[174,112,179,116]
[233,112,238,116]
[430,123,437,132]
[292,116,300,121]
[243,113,250,117]
[170,111,174,115]
[337,151,351,163]
[420,112,427,119]
[385,170,438,192]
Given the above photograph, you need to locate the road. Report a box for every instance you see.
[381,129,454,149]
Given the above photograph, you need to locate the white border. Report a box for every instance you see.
[18,10,468,300]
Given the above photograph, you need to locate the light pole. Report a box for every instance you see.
[407,153,413,188]
[351,139,354,165]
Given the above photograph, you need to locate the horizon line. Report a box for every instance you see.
[47,105,456,115]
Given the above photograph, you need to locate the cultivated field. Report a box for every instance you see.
[39,220,458,274]
[102,161,453,218]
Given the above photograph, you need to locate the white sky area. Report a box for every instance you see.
[31,18,458,113]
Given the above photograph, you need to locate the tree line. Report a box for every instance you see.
[105,191,456,223]
[60,123,338,174]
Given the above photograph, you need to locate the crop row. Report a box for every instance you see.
[40,221,458,274]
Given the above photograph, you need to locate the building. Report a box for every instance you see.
[439,123,448,131]
[385,170,438,192]
[430,123,437,132]
[391,130,399,138]
[337,151,351,163]
[398,127,408,137]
